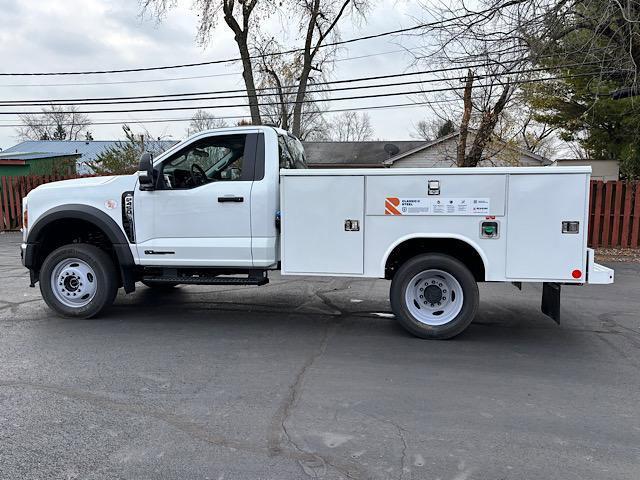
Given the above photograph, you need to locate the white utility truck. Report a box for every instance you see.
[20,126,614,339]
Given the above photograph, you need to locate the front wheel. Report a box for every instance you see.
[40,243,118,318]
[390,254,479,339]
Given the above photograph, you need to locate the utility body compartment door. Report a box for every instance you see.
[281,175,364,275]
[505,173,589,281]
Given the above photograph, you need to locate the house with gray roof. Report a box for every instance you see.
[304,133,551,169]
[382,131,552,168]
[303,141,426,168]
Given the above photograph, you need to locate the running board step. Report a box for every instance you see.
[142,276,269,286]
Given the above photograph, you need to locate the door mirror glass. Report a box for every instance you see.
[138,152,155,191]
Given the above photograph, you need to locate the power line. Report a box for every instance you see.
[0,47,425,89]
[0,62,607,105]
[0,70,614,115]
[0,98,466,128]
[0,71,243,88]
[0,9,492,77]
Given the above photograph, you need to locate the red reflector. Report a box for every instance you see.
[572,269,582,279]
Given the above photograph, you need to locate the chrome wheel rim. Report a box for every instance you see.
[50,258,97,308]
[404,269,464,326]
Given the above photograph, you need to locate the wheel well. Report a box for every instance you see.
[384,238,486,281]
[31,218,117,274]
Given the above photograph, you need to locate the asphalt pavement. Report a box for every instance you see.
[0,231,638,480]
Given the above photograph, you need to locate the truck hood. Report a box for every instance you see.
[26,174,138,200]
[31,175,118,191]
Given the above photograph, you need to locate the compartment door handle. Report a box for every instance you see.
[218,196,244,203]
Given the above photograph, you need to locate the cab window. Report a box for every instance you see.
[160,134,247,189]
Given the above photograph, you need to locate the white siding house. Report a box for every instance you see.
[383,131,552,168]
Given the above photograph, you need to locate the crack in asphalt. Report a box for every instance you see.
[266,280,370,479]
[0,379,339,468]
[355,410,411,480]
[0,298,42,316]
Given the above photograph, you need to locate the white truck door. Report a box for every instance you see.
[134,133,259,267]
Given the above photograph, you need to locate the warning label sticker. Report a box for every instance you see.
[385,197,490,216]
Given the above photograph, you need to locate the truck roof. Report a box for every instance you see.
[191,125,289,136]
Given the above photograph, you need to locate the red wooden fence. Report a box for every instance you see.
[0,173,89,231]
[1,175,640,248]
[589,180,640,248]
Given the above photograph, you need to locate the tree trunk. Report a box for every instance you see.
[267,69,288,130]
[291,0,352,137]
[291,68,310,137]
[222,0,262,126]
[291,0,318,138]
[237,39,262,125]
[457,70,474,167]
[465,84,511,167]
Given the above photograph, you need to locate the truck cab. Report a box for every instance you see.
[133,126,296,269]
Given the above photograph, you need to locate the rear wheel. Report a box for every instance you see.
[40,244,118,318]
[390,254,479,339]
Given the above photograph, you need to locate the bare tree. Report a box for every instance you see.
[186,110,228,136]
[412,118,456,141]
[142,0,369,135]
[411,120,433,141]
[413,0,640,167]
[288,0,370,137]
[142,0,275,125]
[328,112,373,141]
[16,105,92,141]
[412,1,537,166]
[253,36,330,139]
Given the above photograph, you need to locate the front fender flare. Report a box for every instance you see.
[25,204,135,292]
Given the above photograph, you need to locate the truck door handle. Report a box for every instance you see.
[218,196,244,203]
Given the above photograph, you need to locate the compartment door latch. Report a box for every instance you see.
[344,220,360,231]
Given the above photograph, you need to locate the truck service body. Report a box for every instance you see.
[20,126,614,339]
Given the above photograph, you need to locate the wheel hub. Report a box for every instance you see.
[424,284,442,303]
[405,269,464,326]
[50,258,97,308]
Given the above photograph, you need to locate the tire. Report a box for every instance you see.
[142,280,179,290]
[39,243,118,319]
[390,253,479,339]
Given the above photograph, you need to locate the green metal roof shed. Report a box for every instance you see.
[0,151,81,176]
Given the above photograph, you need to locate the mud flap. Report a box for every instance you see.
[541,282,561,324]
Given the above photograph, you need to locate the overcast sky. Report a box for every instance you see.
[0,0,443,148]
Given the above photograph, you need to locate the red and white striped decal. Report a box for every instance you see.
[385,197,401,215]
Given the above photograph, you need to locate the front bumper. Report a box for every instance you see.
[21,243,39,287]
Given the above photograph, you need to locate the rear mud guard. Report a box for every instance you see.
[541,282,561,324]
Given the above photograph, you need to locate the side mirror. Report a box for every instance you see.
[138,152,155,191]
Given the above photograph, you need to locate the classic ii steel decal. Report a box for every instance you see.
[385,197,490,216]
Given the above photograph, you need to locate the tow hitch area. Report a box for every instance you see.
[541,282,561,324]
